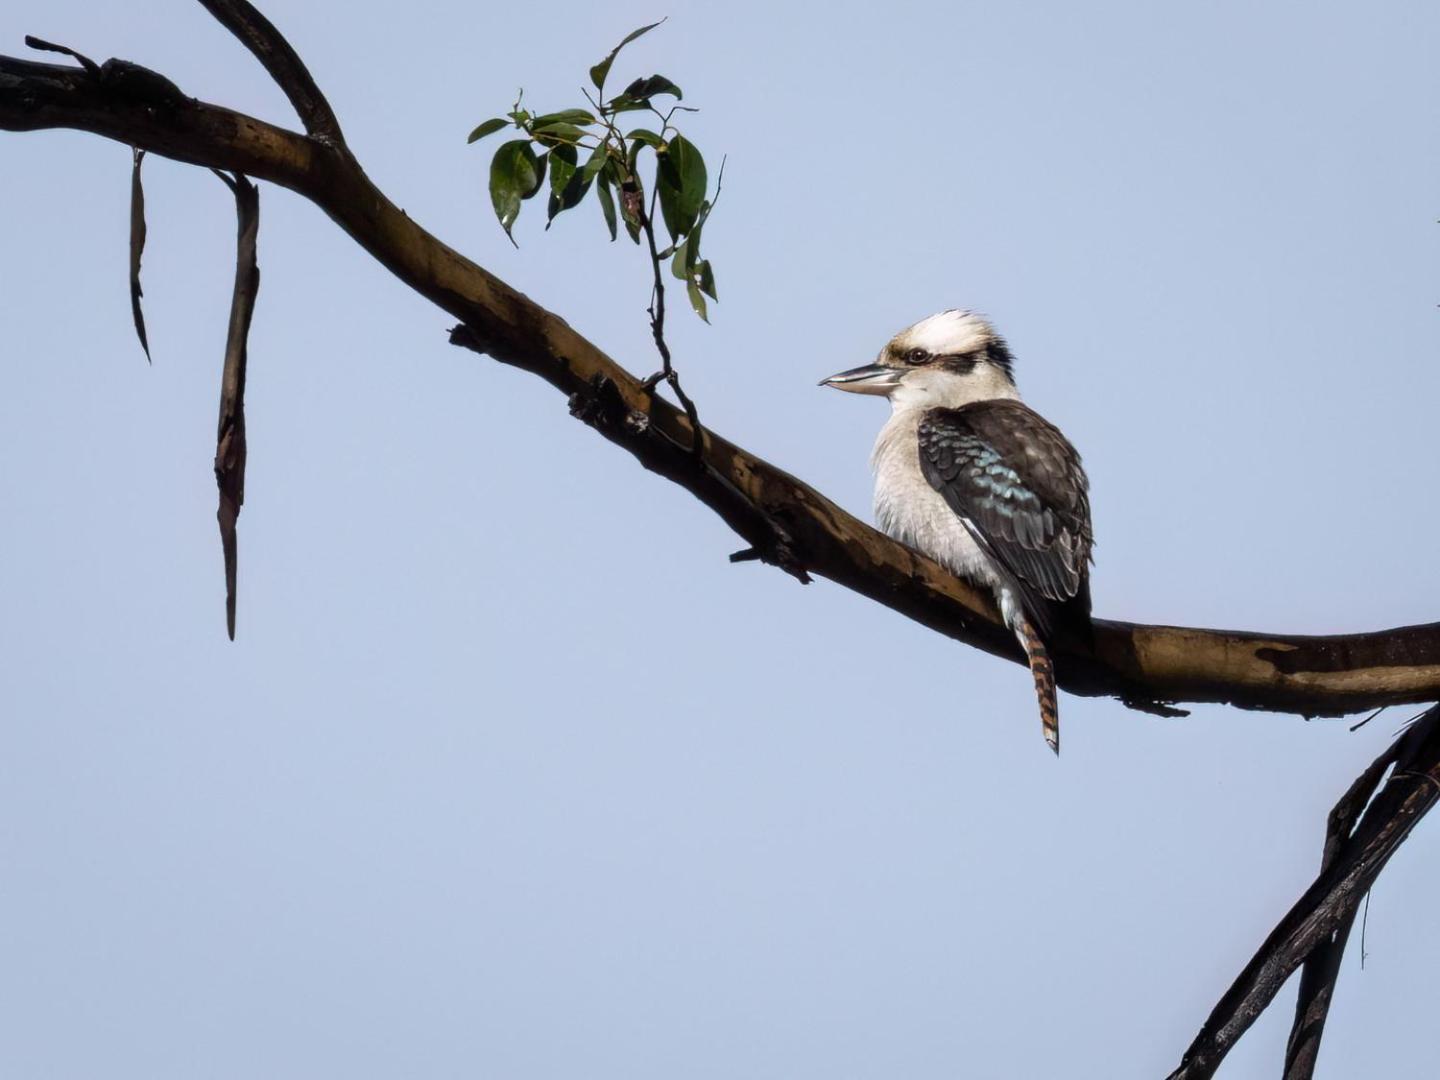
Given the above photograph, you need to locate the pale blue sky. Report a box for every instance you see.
[2,1,1437,1077]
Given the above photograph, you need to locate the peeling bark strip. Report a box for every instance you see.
[129,147,149,362]
[1,42,1438,712]
[1166,705,1440,1080]
[212,170,259,640]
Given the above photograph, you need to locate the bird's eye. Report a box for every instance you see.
[904,347,929,365]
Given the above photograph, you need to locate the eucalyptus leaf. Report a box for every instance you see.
[683,220,703,269]
[669,237,689,280]
[595,171,618,241]
[467,117,509,144]
[526,151,548,198]
[489,139,541,244]
[590,20,664,93]
[622,74,682,101]
[602,93,654,114]
[695,259,716,300]
[686,280,709,322]
[626,128,667,150]
[548,145,577,190]
[581,143,612,183]
[657,133,706,240]
[531,108,596,127]
[546,145,591,225]
[532,121,589,146]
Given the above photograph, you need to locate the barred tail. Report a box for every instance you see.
[1015,616,1060,755]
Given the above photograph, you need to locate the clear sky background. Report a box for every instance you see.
[2,1,1437,1077]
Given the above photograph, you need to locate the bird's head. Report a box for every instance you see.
[820,310,1018,410]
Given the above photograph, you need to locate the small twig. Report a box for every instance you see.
[23,35,101,78]
[1350,704,1387,732]
[193,0,344,144]
[1360,890,1372,969]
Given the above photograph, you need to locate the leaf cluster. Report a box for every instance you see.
[467,21,719,320]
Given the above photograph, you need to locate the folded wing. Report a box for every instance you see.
[917,400,1094,638]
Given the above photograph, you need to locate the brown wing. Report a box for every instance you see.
[917,400,1093,638]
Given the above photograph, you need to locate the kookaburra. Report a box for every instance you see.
[821,310,1094,754]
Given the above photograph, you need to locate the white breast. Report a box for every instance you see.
[870,410,1004,593]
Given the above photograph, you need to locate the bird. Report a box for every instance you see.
[820,309,1094,754]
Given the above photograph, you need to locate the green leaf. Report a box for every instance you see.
[581,143,612,183]
[547,144,577,193]
[693,197,714,232]
[467,117,509,144]
[626,128,666,150]
[526,151,548,198]
[589,20,664,93]
[622,74,682,101]
[531,121,588,147]
[695,258,716,300]
[595,171,618,241]
[531,108,596,127]
[686,280,709,322]
[602,93,653,114]
[546,145,591,226]
[670,231,716,310]
[656,133,706,240]
[489,139,542,245]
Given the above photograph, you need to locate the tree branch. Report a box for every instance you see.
[1278,735,1400,1080]
[194,0,344,144]
[1166,704,1440,1080]
[3,41,1439,717]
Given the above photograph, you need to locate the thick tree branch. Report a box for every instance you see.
[3,46,1440,717]
[1166,704,1440,1080]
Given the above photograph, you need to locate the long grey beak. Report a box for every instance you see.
[818,363,901,395]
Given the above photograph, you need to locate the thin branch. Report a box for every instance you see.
[1280,741,1401,1080]
[1167,704,1440,1080]
[638,201,703,454]
[194,0,344,144]
[3,48,1440,715]
[211,170,260,640]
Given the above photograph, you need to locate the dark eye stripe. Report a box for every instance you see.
[937,353,979,374]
